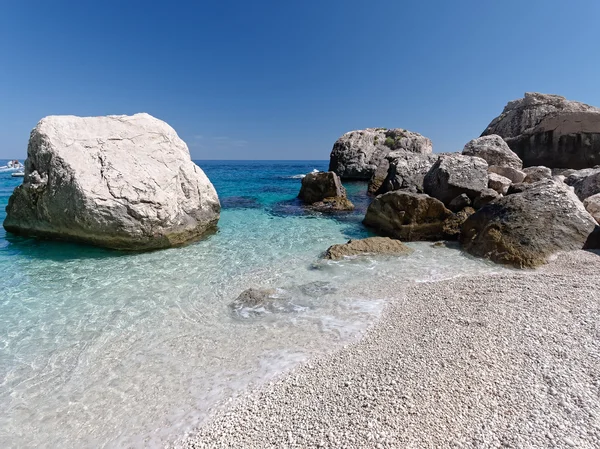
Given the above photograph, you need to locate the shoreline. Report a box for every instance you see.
[175,250,600,448]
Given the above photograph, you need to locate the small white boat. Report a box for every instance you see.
[1,160,24,173]
[11,172,25,178]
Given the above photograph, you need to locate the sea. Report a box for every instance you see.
[0,159,504,448]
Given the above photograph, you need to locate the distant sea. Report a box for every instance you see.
[0,160,503,448]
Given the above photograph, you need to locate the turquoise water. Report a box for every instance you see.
[0,160,504,448]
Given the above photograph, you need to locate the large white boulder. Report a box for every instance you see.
[3,113,220,250]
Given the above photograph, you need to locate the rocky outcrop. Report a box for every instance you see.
[523,166,552,183]
[298,171,354,211]
[324,237,414,260]
[488,173,511,195]
[363,191,467,241]
[370,151,439,195]
[481,92,600,169]
[462,135,522,169]
[329,128,432,180]
[488,165,526,184]
[423,154,489,206]
[3,113,220,250]
[460,180,596,268]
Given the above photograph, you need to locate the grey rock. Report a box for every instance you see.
[461,180,596,267]
[564,168,600,200]
[423,154,489,205]
[371,151,439,195]
[488,173,512,195]
[481,92,600,169]
[448,194,471,212]
[329,128,432,180]
[583,193,600,224]
[3,113,220,250]
[363,191,465,241]
[488,165,527,184]
[324,237,414,260]
[462,135,523,169]
[523,166,552,183]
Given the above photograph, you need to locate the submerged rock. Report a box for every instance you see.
[3,113,220,250]
[329,128,432,180]
[481,92,600,169]
[324,237,414,260]
[460,180,596,268]
[462,135,523,169]
[423,154,489,206]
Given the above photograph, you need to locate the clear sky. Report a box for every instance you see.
[1,0,599,160]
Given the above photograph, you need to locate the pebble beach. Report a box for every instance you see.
[178,250,600,449]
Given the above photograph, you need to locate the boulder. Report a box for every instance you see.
[298,171,354,211]
[367,158,391,195]
[324,237,414,260]
[423,154,489,205]
[462,135,522,169]
[488,165,527,184]
[583,193,600,224]
[564,168,600,201]
[481,92,600,169]
[329,128,432,180]
[488,173,511,195]
[3,113,220,250]
[448,193,471,212]
[523,166,552,183]
[460,180,596,268]
[473,188,501,209]
[370,151,439,195]
[363,191,461,241]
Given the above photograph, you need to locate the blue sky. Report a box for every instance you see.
[1,0,599,160]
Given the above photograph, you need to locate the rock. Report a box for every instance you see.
[488,165,527,184]
[229,288,302,317]
[462,135,523,169]
[523,166,552,183]
[488,173,512,195]
[448,194,471,212]
[423,154,489,205]
[460,180,596,268]
[367,158,391,195]
[442,207,476,238]
[473,188,501,208]
[564,168,600,200]
[481,92,600,169]
[310,197,355,212]
[371,151,439,195]
[298,171,354,211]
[329,128,432,180]
[324,237,414,260]
[3,113,220,250]
[363,191,463,241]
[583,193,600,224]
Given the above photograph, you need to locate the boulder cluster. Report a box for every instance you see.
[325,93,600,268]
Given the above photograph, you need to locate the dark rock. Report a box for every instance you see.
[298,171,355,211]
[371,151,439,195]
[363,191,459,241]
[448,194,471,212]
[564,168,600,200]
[460,180,596,268]
[473,188,500,208]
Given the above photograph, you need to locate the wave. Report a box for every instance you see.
[288,168,320,179]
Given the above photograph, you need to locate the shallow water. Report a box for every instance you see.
[0,160,505,448]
